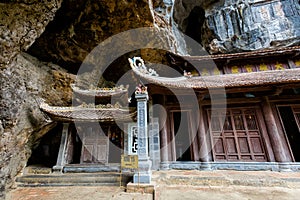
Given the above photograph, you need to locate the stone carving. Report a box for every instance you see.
[130,126,138,155]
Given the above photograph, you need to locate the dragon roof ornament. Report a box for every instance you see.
[128,57,159,77]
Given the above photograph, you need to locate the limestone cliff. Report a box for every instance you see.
[0,1,66,198]
[174,0,300,53]
[0,53,74,198]
[0,0,62,67]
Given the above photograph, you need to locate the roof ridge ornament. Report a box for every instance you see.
[128,57,159,77]
[70,83,128,98]
[135,83,148,95]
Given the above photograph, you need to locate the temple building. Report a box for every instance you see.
[129,45,300,171]
[30,45,300,175]
[30,85,136,173]
[27,45,300,179]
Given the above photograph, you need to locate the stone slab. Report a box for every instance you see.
[63,165,120,173]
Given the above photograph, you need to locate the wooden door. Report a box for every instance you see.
[80,125,109,164]
[207,107,268,162]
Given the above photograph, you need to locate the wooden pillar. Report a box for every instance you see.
[190,111,200,161]
[159,95,170,168]
[170,112,176,161]
[262,97,292,162]
[53,123,70,173]
[198,106,210,162]
[65,129,74,164]
[153,94,169,169]
[160,117,169,163]
[157,96,168,161]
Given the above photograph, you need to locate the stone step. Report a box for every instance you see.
[16,172,132,187]
[63,164,120,173]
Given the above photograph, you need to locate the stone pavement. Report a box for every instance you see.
[6,186,152,200]
[6,170,300,200]
[152,170,300,187]
[156,185,300,200]
[152,170,300,200]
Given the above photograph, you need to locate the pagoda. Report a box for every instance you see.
[39,84,136,172]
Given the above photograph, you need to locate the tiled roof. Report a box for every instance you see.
[71,84,128,98]
[40,103,136,122]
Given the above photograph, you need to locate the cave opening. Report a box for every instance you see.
[184,6,206,45]
[27,124,62,168]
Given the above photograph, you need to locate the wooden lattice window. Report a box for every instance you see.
[207,108,267,162]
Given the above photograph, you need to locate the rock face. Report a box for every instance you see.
[0,1,70,198]
[173,0,300,54]
[0,0,62,67]
[0,53,74,198]
[0,1,156,198]
[0,0,300,199]
[28,0,154,72]
[27,0,300,71]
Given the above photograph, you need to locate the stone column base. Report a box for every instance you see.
[134,159,152,184]
[133,172,152,184]
[200,162,211,170]
[279,162,292,172]
[160,162,170,170]
[52,165,63,173]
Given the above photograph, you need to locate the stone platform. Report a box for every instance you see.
[7,170,300,200]
[152,170,300,188]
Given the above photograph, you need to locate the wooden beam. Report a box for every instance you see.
[269,95,300,103]
[200,97,261,106]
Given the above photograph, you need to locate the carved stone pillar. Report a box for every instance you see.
[133,90,152,183]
